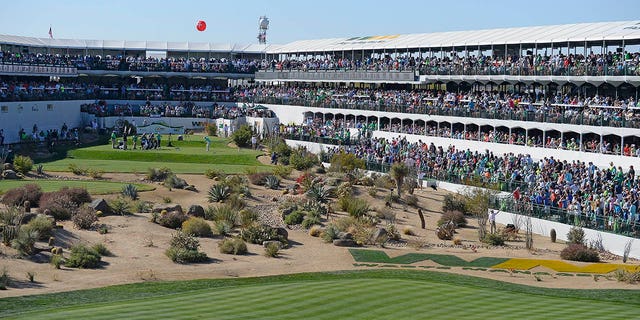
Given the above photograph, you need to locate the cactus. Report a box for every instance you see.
[207,184,231,203]
[1,225,19,246]
[48,237,55,246]
[550,228,557,243]
[264,175,281,190]
[23,200,31,213]
[121,183,139,200]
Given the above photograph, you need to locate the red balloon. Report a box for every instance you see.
[196,20,206,32]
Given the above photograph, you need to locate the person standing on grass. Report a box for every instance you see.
[251,135,258,150]
[204,135,211,151]
[111,130,117,149]
[132,133,138,150]
[156,132,161,149]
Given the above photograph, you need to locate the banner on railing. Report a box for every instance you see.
[0,64,78,76]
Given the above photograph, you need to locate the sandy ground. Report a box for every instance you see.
[2,170,640,299]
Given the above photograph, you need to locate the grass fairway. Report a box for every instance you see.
[0,180,154,195]
[1,270,639,320]
[40,136,272,174]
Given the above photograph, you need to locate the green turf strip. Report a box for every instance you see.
[0,180,154,195]
[349,249,509,267]
[1,270,639,319]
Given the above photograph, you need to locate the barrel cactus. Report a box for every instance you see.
[550,228,557,243]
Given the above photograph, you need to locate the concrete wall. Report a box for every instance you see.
[0,100,91,143]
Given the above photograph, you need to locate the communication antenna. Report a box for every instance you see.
[258,16,269,44]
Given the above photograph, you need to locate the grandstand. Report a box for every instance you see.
[2,20,640,249]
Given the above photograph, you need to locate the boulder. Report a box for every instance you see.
[262,240,283,249]
[153,204,183,214]
[3,163,13,170]
[89,198,111,214]
[187,205,205,218]
[170,177,189,189]
[371,228,388,243]
[333,239,357,247]
[2,169,19,179]
[184,185,197,192]
[337,232,353,240]
[275,227,288,241]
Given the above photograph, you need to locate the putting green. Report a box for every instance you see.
[40,136,271,174]
[1,270,638,319]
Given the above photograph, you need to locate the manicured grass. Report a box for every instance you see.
[349,249,509,267]
[0,180,154,195]
[1,270,638,319]
[39,136,272,174]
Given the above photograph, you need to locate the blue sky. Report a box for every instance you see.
[0,0,639,44]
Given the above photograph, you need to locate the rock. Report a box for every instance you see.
[275,227,288,241]
[170,177,189,189]
[271,197,278,202]
[337,232,353,240]
[184,185,197,192]
[187,205,205,218]
[263,240,283,249]
[153,204,183,214]
[371,228,388,243]
[89,198,111,214]
[326,178,341,186]
[333,239,357,247]
[3,163,13,170]
[2,169,19,179]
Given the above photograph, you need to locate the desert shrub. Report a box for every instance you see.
[166,230,208,264]
[284,210,305,225]
[91,243,112,256]
[225,175,251,196]
[121,184,139,200]
[205,123,217,136]
[309,225,323,237]
[205,204,238,227]
[72,206,98,230]
[289,146,319,170]
[442,194,468,214]
[241,223,280,244]
[264,242,280,258]
[453,238,463,245]
[58,187,92,205]
[12,155,33,175]
[336,182,354,199]
[268,138,292,165]
[438,210,467,227]
[359,176,375,187]
[1,184,43,207]
[239,209,259,228]
[65,244,102,269]
[367,187,378,198]
[560,244,600,262]
[109,197,131,215]
[158,211,188,229]
[226,194,246,211]
[567,226,586,245]
[247,172,270,186]
[272,165,292,179]
[68,163,87,176]
[182,217,213,237]
[204,168,225,179]
[482,233,505,246]
[39,193,77,220]
[374,174,395,190]
[337,196,351,212]
[347,198,370,218]
[219,238,248,255]
[132,200,153,213]
[164,174,187,189]
[301,214,321,229]
[402,227,415,236]
[23,215,53,240]
[207,184,231,202]
[384,192,400,204]
[330,152,365,173]
[11,229,39,256]
[162,197,172,204]
[50,254,64,269]
[147,167,173,182]
[214,221,234,236]
[264,175,281,190]
[87,168,105,179]
[405,194,419,207]
[231,124,253,148]
[0,267,8,290]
